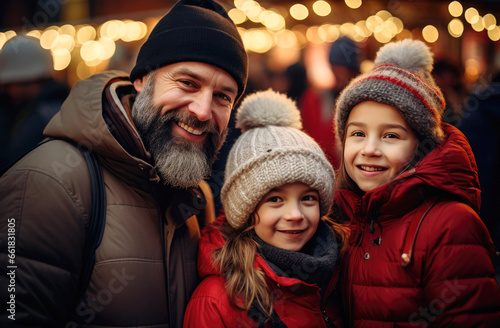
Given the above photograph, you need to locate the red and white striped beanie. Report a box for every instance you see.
[335,39,445,147]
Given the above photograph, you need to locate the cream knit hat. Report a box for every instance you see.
[335,39,446,147]
[221,89,335,229]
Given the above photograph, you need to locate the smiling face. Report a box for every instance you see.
[254,182,320,252]
[134,61,238,140]
[343,101,418,193]
[132,61,237,188]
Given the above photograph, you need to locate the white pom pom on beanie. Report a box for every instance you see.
[221,89,335,229]
[335,39,446,147]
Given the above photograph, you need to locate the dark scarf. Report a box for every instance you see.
[254,219,338,297]
[249,220,338,327]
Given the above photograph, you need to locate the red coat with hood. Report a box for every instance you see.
[183,216,341,327]
[335,123,500,327]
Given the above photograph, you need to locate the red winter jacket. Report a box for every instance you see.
[183,216,342,327]
[335,123,500,328]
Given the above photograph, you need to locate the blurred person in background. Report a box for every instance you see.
[432,59,466,127]
[460,71,500,286]
[284,60,308,104]
[300,36,360,170]
[0,35,69,170]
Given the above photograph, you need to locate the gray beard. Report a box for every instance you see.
[131,73,227,189]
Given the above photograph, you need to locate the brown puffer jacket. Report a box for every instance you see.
[0,71,211,327]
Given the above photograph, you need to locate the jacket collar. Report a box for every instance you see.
[44,71,159,190]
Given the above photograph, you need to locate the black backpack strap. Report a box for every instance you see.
[2,138,106,309]
[77,147,106,301]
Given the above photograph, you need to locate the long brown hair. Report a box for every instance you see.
[324,215,351,255]
[212,213,272,317]
[212,212,350,319]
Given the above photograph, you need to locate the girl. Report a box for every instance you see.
[333,38,500,327]
[183,89,348,327]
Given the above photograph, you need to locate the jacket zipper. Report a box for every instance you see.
[321,260,340,327]
[344,222,365,328]
[322,310,336,327]
[344,246,354,328]
[161,224,172,327]
[319,291,335,327]
[154,191,172,328]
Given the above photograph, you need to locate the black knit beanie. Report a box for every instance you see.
[130,0,248,102]
[329,36,360,72]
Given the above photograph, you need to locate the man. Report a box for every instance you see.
[300,36,360,170]
[0,35,69,170]
[0,0,248,327]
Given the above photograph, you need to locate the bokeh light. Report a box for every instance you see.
[76,25,97,45]
[290,4,308,21]
[388,17,404,34]
[99,20,125,41]
[448,18,464,38]
[228,8,247,24]
[0,0,497,87]
[26,30,41,39]
[488,26,500,41]
[52,48,71,70]
[0,33,7,50]
[366,15,384,32]
[464,8,479,24]
[242,28,273,53]
[80,40,102,62]
[471,17,485,32]
[59,24,76,37]
[263,12,285,31]
[465,58,480,83]
[345,0,362,9]
[448,1,463,17]
[483,14,497,30]
[274,29,297,48]
[313,1,331,17]
[376,10,392,21]
[247,5,262,23]
[422,25,439,43]
[40,29,58,49]
[360,59,374,73]
[97,38,116,60]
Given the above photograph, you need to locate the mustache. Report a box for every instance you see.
[138,108,219,150]
[161,110,219,135]
[142,106,225,157]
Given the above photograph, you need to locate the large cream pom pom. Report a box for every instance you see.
[236,89,302,132]
[375,38,433,73]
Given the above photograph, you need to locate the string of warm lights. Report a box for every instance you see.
[0,18,154,83]
[230,0,500,53]
[0,0,498,83]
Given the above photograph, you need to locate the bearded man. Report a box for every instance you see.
[0,0,248,327]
